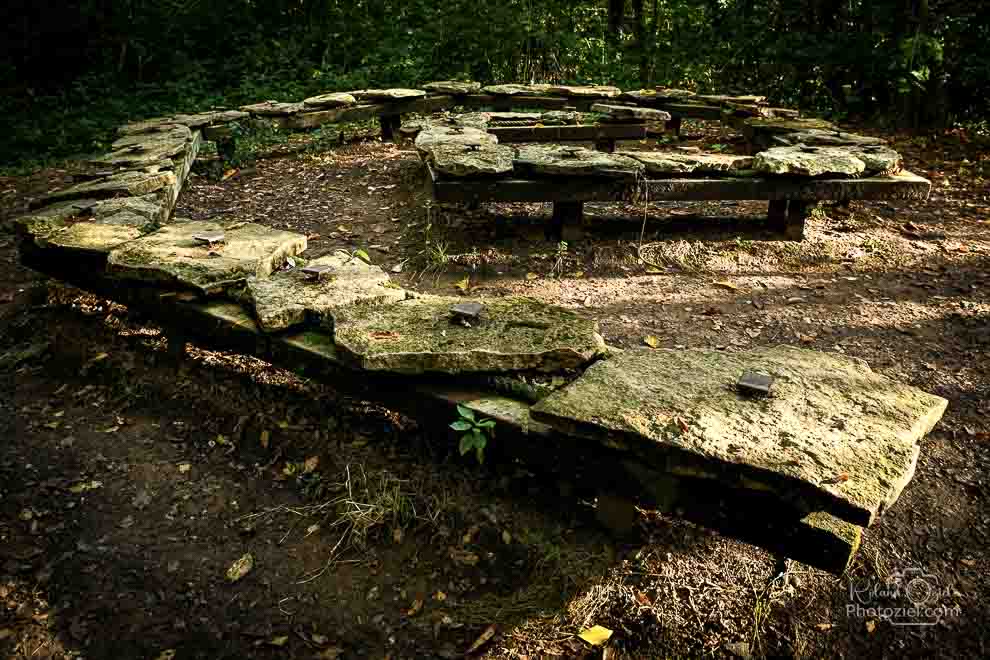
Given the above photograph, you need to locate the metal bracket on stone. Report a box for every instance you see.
[450,301,484,327]
[192,232,225,247]
[737,370,774,396]
[300,264,335,282]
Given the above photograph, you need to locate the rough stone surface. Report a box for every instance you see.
[111,125,193,150]
[770,129,886,148]
[531,346,947,526]
[31,221,144,255]
[88,194,167,225]
[240,100,306,116]
[426,143,516,178]
[39,171,177,206]
[481,84,553,96]
[302,92,357,108]
[547,85,621,98]
[351,88,426,101]
[107,220,307,295]
[450,113,493,129]
[117,118,186,136]
[753,146,866,178]
[621,88,696,103]
[590,103,672,122]
[621,151,754,176]
[414,126,498,154]
[332,295,606,375]
[423,81,482,95]
[540,111,582,125]
[696,94,767,105]
[245,251,407,333]
[486,112,543,123]
[91,129,192,168]
[171,110,248,128]
[514,145,645,180]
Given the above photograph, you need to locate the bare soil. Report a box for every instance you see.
[1,120,988,659]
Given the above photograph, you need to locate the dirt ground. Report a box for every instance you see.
[1,119,989,659]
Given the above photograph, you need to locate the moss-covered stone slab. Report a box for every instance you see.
[89,194,166,224]
[753,145,902,178]
[481,84,553,96]
[590,103,672,122]
[414,126,498,154]
[245,250,407,333]
[696,94,767,105]
[240,100,306,116]
[170,110,248,128]
[90,131,192,168]
[547,85,622,98]
[770,129,886,148]
[540,111,583,125]
[37,171,177,206]
[117,118,186,136]
[514,145,645,180]
[106,220,307,295]
[423,81,482,95]
[531,346,947,527]
[111,125,192,150]
[332,295,605,375]
[352,88,426,101]
[621,151,754,176]
[302,92,357,108]
[426,143,516,178]
[31,221,144,256]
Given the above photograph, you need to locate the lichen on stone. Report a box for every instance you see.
[332,294,606,375]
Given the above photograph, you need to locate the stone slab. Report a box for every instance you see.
[332,295,606,375]
[753,145,902,178]
[547,85,621,98]
[245,250,408,333]
[514,145,645,180]
[107,220,307,295]
[531,346,947,526]
[37,171,177,207]
[303,92,357,108]
[620,151,754,176]
[481,84,554,96]
[590,103,671,122]
[426,143,516,178]
[352,88,426,101]
[423,81,482,95]
[240,100,306,116]
[769,129,886,148]
[414,126,498,154]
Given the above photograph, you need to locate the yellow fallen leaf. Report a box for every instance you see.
[226,553,254,582]
[866,620,877,634]
[464,624,497,655]
[354,249,372,264]
[269,635,288,646]
[434,591,447,602]
[578,625,614,646]
[525,272,539,280]
[569,271,585,278]
[713,280,740,291]
[454,276,471,292]
[815,623,834,631]
[406,599,424,616]
[643,335,659,348]
[259,430,270,449]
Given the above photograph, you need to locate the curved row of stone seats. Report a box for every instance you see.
[14,209,948,572]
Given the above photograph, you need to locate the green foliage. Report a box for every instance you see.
[2,0,989,167]
[450,404,495,464]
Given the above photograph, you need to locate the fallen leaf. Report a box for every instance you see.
[866,620,877,634]
[815,623,834,631]
[226,553,254,582]
[501,530,512,544]
[269,635,289,646]
[570,271,585,278]
[434,591,447,602]
[713,280,740,291]
[407,599,424,616]
[221,168,238,181]
[643,335,660,348]
[675,416,690,433]
[525,272,539,280]
[178,463,191,474]
[316,648,344,660]
[454,276,471,292]
[354,249,372,264]
[259,430,270,449]
[68,480,102,494]
[464,624,497,655]
[303,456,319,473]
[635,591,653,606]
[578,625,614,646]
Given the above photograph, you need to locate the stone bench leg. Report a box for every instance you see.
[379,114,402,141]
[669,116,683,138]
[594,137,616,153]
[768,200,808,240]
[548,201,584,241]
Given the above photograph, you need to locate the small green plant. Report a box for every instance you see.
[449,405,495,463]
[551,240,568,276]
[710,143,729,152]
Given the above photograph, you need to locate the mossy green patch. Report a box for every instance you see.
[332,294,605,375]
